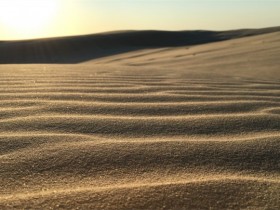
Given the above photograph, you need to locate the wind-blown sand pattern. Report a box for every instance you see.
[0,31,280,209]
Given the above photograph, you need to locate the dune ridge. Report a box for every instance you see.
[0,31,280,209]
[0,26,279,63]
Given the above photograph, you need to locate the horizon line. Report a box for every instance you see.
[2,25,279,42]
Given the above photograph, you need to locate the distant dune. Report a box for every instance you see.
[0,26,279,63]
[0,29,279,209]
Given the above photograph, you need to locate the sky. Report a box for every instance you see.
[0,0,279,40]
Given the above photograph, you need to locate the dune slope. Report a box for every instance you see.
[0,26,279,64]
[0,32,280,209]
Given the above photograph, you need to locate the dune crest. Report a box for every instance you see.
[0,26,279,64]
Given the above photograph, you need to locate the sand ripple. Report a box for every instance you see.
[0,32,280,209]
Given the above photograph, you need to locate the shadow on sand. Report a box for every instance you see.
[0,26,279,64]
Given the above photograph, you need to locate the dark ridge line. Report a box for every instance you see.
[0,26,279,64]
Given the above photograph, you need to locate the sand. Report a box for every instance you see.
[1,26,279,64]
[0,31,279,209]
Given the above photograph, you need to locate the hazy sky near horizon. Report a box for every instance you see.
[0,0,279,40]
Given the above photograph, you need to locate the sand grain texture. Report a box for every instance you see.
[0,32,280,209]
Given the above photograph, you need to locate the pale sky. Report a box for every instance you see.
[0,0,279,40]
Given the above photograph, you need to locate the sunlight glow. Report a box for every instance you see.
[0,0,58,36]
[0,0,279,40]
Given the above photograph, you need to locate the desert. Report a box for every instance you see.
[0,27,279,209]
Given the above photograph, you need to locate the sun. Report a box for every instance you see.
[0,0,58,37]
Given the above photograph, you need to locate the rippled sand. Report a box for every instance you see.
[0,32,279,209]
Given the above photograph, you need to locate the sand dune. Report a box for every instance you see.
[0,30,280,209]
[0,26,279,64]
